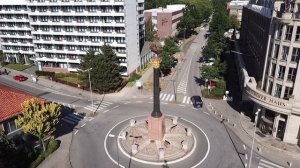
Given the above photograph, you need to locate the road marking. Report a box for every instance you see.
[182,96,187,104]
[113,105,120,109]
[169,95,174,101]
[165,94,171,101]
[245,154,248,160]
[178,104,185,107]
[89,118,94,121]
[204,112,210,115]
[103,110,109,113]
[161,94,167,100]
[74,130,78,135]
[243,144,246,150]
[80,123,86,128]
[259,159,285,168]
[123,102,130,104]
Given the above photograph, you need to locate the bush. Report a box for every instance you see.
[216,80,226,89]
[213,88,224,97]
[35,71,55,77]
[5,64,31,71]
[28,140,59,168]
[128,73,141,82]
[54,73,66,78]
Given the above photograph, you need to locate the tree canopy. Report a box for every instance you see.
[80,44,123,92]
[0,131,17,168]
[16,98,61,151]
[0,51,5,67]
[145,19,156,41]
[160,38,179,70]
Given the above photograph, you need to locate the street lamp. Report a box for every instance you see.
[249,108,261,168]
[78,68,93,105]
[171,79,177,102]
[109,134,120,167]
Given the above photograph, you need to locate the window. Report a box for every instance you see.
[288,68,297,81]
[53,26,61,32]
[285,26,293,41]
[273,44,279,59]
[270,63,276,77]
[3,118,20,135]
[281,46,289,61]
[291,48,300,62]
[296,27,300,42]
[75,6,84,12]
[277,24,283,40]
[52,16,60,22]
[268,81,273,94]
[284,86,293,100]
[277,66,285,79]
[65,26,73,32]
[274,84,282,98]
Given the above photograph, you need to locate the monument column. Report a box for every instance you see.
[148,44,165,141]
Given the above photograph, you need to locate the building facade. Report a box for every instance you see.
[144,5,185,39]
[240,0,300,145]
[227,0,249,23]
[0,0,144,76]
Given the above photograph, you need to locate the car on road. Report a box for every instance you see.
[13,75,27,81]
[191,95,203,108]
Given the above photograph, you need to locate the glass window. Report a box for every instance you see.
[288,68,297,82]
[277,24,283,40]
[268,81,273,94]
[270,63,276,77]
[291,47,300,62]
[273,44,279,59]
[281,46,289,61]
[285,26,293,41]
[296,27,300,42]
[274,84,282,98]
[284,86,293,100]
[277,66,285,79]
[3,118,19,134]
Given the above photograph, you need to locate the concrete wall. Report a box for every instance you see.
[283,114,300,144]
[157,12,172,39]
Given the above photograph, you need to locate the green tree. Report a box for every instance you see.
[145,19,156,41]
[163,38,179,55]
[16,98,61,151]
[160,38,179,70]
[0,131,17,168]
[229,14,240,30]
[0,50,5,67]
[201,65,220,81]
[80,44,123,92]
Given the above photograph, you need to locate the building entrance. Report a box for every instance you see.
[277,120,286,140]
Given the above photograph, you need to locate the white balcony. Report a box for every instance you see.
[35,57,81,64]
[0,26,31,31]
[0,10,28,15]
[2,49,34,54]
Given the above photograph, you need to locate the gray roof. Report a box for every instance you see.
[141,41,152,56]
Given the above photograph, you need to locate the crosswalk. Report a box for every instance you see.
[84,101,113,112]
[177,79,187,94]
[61,113,85,125]
[150,93,192,104]
[258,159,285,168]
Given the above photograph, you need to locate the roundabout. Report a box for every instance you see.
[104,115,210,167]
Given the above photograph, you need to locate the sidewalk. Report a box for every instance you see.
[204,95,300,168]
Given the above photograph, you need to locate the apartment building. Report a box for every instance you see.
[144,4,185,39]
[0,0,144,76]
[239,0,300,145]
[227,0,249,22]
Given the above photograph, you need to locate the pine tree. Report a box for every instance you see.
[16,98,61,151]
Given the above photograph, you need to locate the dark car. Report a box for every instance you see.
[191,96,203,108]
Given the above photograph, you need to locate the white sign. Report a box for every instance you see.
[136,80,142,87]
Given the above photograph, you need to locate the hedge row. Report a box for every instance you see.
[29,140,59,168]
[35,71,55,77]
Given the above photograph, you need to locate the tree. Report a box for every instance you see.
[145,19,156,41]
[229,14,240,30]
[80,44,123,92]
[0,131,17,168]
[201,65,220,81]
[0,50,5,67]
[160,38,179,71]
[16,98,61,151]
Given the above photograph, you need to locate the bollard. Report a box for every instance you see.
[211,106,214,110]
[172,116,178,125]
[287,161,292,167]
[227,119,230,123]
[120,131,127,140]
[220,114,223,119]
[187,127,192,136]
[130,119,136,127]
[257,147,261,152]
[233,123,236,128]
[214,110,217,114]
[159,148,165,160]
[182,141,188,151]
[131,144,138,155]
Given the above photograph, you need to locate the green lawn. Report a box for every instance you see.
[5,64,32,71]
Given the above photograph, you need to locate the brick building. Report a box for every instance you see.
[144,4,185,39]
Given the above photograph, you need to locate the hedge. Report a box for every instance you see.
[35,71,55,77]
[29,140,59,168]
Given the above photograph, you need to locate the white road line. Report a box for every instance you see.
[103,110,109,113]
[178,104,185,107]
[243,144,246,150]
[89,118,94,121]
[74,130,78,135]
[204,112,210,115]
[80,123,86,128]
[159,94,163,99]
[169,95,174,101]
[245,154,248,160]
[165,94,171,101]
[161,94,167,100]
[113,105,120,109]
[260,159,285,168]
[182,96,187,103]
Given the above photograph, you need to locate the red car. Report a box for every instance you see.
[13,75,27,81]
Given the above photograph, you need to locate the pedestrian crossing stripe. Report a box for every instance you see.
[61,113,85,125]
[258,159,284,168]
[150,94,192,104]
[84,101,113,112]
[94,101,113,106]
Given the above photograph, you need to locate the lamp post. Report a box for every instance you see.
[249,108,261,168]
[78,68,93,105]
[171,79,177,102]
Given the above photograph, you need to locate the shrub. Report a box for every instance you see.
[213,88,224,97]
[128,73,141,82]
[5,64,31,71]
[29,154,45,168]
[55,73,66,78]
[45,140,59,156]
[35,71,55,77]
[216,80,226,89]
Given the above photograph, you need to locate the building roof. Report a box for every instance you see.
[141,41,152,56]
[144,4,185,13]
[0,84,43,122]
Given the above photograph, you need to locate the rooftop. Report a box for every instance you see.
[1,0,27,5]
[0,84,44,122]
[144,4,185,13]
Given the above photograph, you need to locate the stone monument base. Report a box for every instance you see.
[148,115,165,140]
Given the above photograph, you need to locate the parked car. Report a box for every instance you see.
[202,60,214,66]
[191,96,203,108]
[13,75,27,81]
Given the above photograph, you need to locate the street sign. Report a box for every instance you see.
[136,80,142,87]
